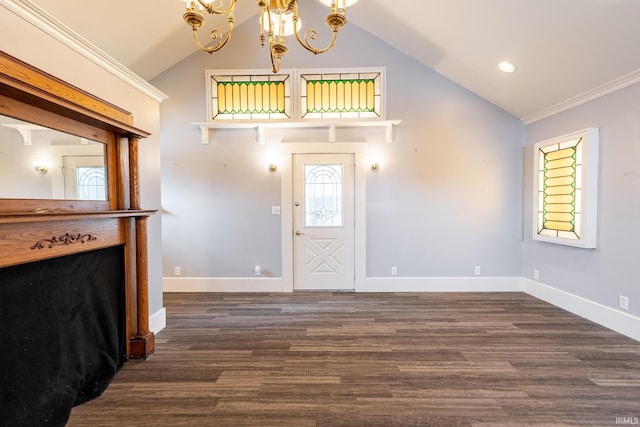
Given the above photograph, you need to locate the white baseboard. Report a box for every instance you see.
[149,307,166,335]
[163,276,522,293]
[523,278,640,342]
[365,276,523,292]
[160,275,639,342]
[163,277,284,293]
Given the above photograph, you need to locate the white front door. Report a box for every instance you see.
[292,153,355,291]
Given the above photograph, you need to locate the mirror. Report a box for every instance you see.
[0,115,107,201]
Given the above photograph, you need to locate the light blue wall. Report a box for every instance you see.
[152,9,524,281]
[524,82,640,317]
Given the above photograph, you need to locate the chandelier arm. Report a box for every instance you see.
[197,0,236,15]
[269,46,281,73]
[293,26,339,55]
[192,17,234,54]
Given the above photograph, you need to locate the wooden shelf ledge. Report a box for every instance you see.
[191,120,402,144]
[0,209,156,224]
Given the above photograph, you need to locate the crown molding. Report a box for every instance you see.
[0,0,169,103]
[523,68,640,125]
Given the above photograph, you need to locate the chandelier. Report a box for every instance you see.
[182,0,360,73]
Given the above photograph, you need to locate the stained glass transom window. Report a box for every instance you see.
[76,166,106,201]
[300,72,382,119]
[304,164,343,227]
[208,72,291,120]
[536,137,583,240]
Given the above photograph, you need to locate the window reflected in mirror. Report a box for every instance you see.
[0,115,107,201]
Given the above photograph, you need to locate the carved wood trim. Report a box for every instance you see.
[31,233,97,250]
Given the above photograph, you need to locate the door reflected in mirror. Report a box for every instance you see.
[0,115,107,201]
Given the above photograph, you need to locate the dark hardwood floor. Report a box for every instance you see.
[67,292,640,426]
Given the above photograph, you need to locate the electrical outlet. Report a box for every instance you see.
[174,266,181,276]
[391,266,398,276]
[255,266,262,276]
[619,295,629,311]
[533,269,540,280]
[474,266,481,276]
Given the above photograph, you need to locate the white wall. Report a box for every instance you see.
[152,7,524,285]
[0,4,164,320]
[0,129,52,199]
[524,82,640,318]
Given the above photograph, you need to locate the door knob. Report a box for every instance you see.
[295,230,304,236]
[295,201,300,207]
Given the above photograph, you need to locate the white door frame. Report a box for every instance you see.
[281,142,367,293]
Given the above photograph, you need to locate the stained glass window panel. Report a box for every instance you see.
[304,164,343,227]
[208,72,291,120]
[300,71,383,119]
[536,138,583,240]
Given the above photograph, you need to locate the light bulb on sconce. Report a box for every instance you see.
[33,160,48,174]
[268,164,278,173]
[370,163,380,171]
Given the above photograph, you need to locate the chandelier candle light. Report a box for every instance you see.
[182,0,359,73]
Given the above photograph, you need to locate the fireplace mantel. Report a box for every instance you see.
[0,49,155,358]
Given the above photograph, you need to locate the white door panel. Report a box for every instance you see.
[293,153,355,291]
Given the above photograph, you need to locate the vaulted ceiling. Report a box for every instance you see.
[26,0,640,123]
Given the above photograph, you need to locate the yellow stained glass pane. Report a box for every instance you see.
[546,148,575,161]
[545,194,574,204]
[329,81,337,111]
[546,212,574,222]
[545,166,575,178]
[232,83,240,112]
[545,185,574,196]
[359,81,367,111]
[247,84,255,112]
[546,176,575,187]
[547,157,575,169]
[217,84,226,113]
[544,221,574,232]
[277,82,285,112]
[240,83,248,112]
[255,84,264,112]
[546,204,574,213]
[366,81,375,110]
[321,82,330,110]
[336,81,345,111]
[307,82,315,112]
[263,83,271,112]
[225,84,233,112]
[315,82,322,111]
[344,82,352,111]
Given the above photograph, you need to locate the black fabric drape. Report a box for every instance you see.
[0,246,126,427]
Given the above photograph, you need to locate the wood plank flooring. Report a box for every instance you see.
[67,292,640,426]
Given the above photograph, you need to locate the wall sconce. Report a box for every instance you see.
[33,160,48,174]
[268,164,278,173]
[370,163,380,171]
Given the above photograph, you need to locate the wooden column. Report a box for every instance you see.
[127,135,155,359]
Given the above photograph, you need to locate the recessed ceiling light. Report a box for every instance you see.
[498,61,517,73]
